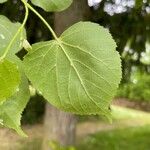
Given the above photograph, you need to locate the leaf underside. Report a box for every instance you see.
[24,22,122,116]
[31,0,73,12]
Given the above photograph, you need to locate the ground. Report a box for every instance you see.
[0,105,150,150]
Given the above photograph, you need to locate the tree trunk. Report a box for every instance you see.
[54,0,91,36]
[43,1,91,149]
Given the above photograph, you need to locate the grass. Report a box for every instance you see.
[111,105,150,121]
[77,125,150,150]
[77,106,150,150]
[18,138,42,150]
[0,106,150,150]
[78,105,150,125]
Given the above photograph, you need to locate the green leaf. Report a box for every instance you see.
[23,22,122,115]
[0,0,7,3]
[0,15,26,57]
[0,59,20,103]
[0,59,30,137]
[31,0,73,12]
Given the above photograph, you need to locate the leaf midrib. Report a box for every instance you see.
[56,39,109,113]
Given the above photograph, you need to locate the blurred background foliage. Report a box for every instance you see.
[117,73,150,102]
[0,0,150,124]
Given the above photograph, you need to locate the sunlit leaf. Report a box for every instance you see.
[0,59,20,103]
[0,58,30,136]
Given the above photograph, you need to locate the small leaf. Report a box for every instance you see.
[31,0,73,12]
[0,59,20,102]
[0,0,7,3]
[0,15,26,57]
[0,58,30,136]
[24,22,122,115]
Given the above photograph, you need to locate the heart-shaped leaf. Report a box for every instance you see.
[31,0,73,12]
[23,22,122,115]
[0,59,20,103]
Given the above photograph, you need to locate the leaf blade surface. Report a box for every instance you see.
[0,59,20,102]
[31,0,73,12]
[24,22,122,115]
[0,58,30,136]
[0,15,26,57]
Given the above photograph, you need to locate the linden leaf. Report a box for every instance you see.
[23,22,122,115]
[0,59,20,102]
[0,69,30,137]
[31,0,73,12]
[0,15,26,57]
